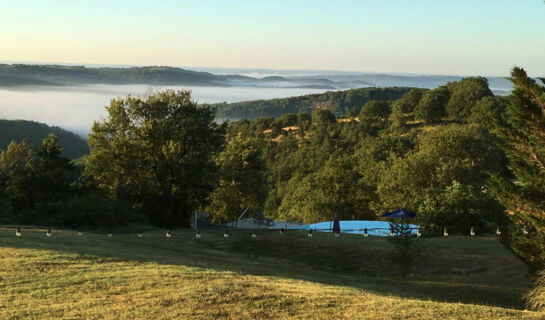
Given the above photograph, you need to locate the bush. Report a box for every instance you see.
[387,221,420,275]
[526,270,545,311]
[5,194,145,229]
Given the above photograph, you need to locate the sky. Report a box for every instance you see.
[1,0,544,76]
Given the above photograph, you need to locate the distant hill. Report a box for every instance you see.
[0,120,89,159]
[0,64,232,86]
[0,64,519,92]
[212,87,413,119]
[0,64,337,88]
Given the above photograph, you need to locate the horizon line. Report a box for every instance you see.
[0,59,518,79]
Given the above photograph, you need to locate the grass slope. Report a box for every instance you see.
[0,228,541,319]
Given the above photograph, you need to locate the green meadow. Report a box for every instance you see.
[0,227,542,319]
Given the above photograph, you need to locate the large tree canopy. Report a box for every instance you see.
[207,139,267,223]
[414,86,449,124]
[375,124,506,231]
[85,90,222,226]
[391,88,426,115]
[446,77,493,122]
[359,100,391,122]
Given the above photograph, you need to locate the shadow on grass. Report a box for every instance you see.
[0,228,530,310]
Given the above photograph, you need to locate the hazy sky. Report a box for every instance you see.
[1,0,544,76]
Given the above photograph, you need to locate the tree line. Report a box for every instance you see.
[212,87,411,119]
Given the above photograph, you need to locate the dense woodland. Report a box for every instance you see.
[1,68,544,293]
[212,87,411,119]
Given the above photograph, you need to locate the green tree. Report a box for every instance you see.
[0,140,36,211]
[446,77,493,122]
[85,90,222,227]
[376,124,506,221]
[297,111,312,132]
[414,86,449,124]
[416,180,506,233]
[388,111,408,134]
[0,135,72,214]
[277,159,352,223]
[489,68,545,271]
[391,88,425,114]
[275,113,297,127]
[207,139,267,223]
[468,96,508,129]
[311,108,336,127]
[346,106,360,118]
[359,100,391,122]
[34,134,72,203]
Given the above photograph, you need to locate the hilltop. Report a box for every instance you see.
[213,87,412,119]
[0,119,88,159]
[0,64,336,89]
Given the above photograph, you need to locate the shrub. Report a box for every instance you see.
[387,221,420,275]
[8,194,145,229]
[526,270,545,311]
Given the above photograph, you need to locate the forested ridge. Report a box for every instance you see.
[0,75,524,231]
[0,119,88,159]
[216,77,507,228]
[0,64,269,87]
[212,86,412,119]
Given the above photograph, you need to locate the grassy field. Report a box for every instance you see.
[0,227,542,319]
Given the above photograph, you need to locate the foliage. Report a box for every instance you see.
[4,194,140,228]
[85,90,223,227]
[207,139,267,223]
[416,181,507,233]
[387,221,420,275]
[468,96,508,129]
[489,67,545,271]
[277,155,365,223]
[391,88,426,114]
[0,135,73,214]
[0,140,36,211]
[0,119,89,159]
[0,73,517,234]
[375,124,506,229]
[275,113,298,127]
[359,100,391,122]
[446,77,493,122]
[35,134,73,203]
[311,108,337,126]
[414,86,450,124]
[213,87,411,119]
[526,270,545,311]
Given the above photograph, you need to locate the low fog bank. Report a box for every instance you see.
[0,73,515,137]
[0,84,327,136]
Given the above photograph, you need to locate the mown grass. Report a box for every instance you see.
[0,227,542,319]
